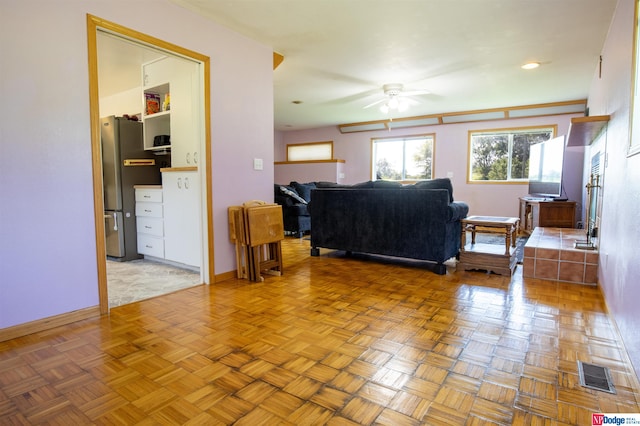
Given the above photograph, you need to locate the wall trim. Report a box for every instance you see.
[338,99,587,133]
[275,159,345,165]
[215,270,238,283]
[0,306,101,343]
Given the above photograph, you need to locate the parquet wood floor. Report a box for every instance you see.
[1,237,639,425]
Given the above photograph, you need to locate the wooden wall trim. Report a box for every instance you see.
[275,159,345,165]
[0,306,101,342]
[215,270,238,283]
[273,52,284,70]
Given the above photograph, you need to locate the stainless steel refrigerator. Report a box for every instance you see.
[101,116,163,261]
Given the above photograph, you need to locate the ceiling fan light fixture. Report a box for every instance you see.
[379,96,410,114]
[370,83,427,114]
[521,61,540,70]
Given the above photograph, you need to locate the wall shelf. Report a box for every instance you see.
[566,115,610,147]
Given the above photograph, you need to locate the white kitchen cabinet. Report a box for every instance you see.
[142,57,174,88]
[171,63,200,167]
[142,57,200,167]
[134,186,164,258]
[142,108,170,152]
[169,62,200,167]
[142,58,171,152]
[162,170,201,268]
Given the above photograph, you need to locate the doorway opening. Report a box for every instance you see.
[87,15,213,314]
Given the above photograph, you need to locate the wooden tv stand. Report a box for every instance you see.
[519,197,576,234]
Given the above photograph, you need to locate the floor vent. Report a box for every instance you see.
[578,361,616,394]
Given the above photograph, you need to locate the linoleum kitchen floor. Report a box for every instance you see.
[106,258,201,308]
[1,237,639,425]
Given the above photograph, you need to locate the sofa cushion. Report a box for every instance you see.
[352,180,374,188]
[279,185,307,204]
[413,178,454,202]
[290,181,316,202]
[288,203,310,216]
[372,180,402,189]
[316,181,340,188]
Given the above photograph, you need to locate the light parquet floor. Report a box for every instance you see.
[1,237,639,425]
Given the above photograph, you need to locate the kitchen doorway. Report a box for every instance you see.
[87,15,213,314]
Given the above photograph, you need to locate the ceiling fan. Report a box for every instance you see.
[364,83,431,113]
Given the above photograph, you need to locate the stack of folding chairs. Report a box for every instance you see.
[228,201,284,282]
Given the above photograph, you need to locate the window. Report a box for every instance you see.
[287,141,333,161]
[372,135,434,181]
[468,127,555,182]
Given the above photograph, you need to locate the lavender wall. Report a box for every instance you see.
[585,0,640,378]
[276,114,582,219]
[0,1,273,329]
[275,162,346,185]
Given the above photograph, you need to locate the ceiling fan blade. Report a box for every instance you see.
[401,89,431,96]
[403,97,421,106]
[363,98,386,109]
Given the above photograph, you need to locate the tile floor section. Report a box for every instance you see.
[523,228,599,285]
[0,237,638,424]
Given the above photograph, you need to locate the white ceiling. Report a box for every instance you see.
[102,0,618,132]
[168,0,617,131]
[97,32,167,98]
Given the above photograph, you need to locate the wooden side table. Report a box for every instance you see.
[519,198,576,235]
[459,216,520,276]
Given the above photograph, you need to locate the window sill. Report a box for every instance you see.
[275,159,345,165]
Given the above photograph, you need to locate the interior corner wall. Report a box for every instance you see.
[274,130,286,162]
[585,0,640,380]
[0,0,273,329]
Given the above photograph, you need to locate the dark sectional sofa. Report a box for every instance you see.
[274,181,317,237]
[307,178,469,274]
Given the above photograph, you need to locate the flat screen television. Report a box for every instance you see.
[528,135,565,199]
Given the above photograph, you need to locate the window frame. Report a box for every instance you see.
[286,141,334,162]
[467,125,557,184]
[371,133,436,183]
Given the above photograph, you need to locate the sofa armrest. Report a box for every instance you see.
[275,194,295,207]
[447,201,469,222]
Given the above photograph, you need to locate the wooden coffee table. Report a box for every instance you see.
[458,216,520,276]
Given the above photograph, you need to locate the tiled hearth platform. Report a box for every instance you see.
[523,227,598,285]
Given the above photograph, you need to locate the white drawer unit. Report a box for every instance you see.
[135,202,163,218]
[135,188,163,203]
[136,233,165,258]
[134,186,164,258]
[136,216,164,237]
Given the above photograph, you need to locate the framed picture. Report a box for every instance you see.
[630,0,640,156]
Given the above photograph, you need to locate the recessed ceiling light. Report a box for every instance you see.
[521,62,540,70]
